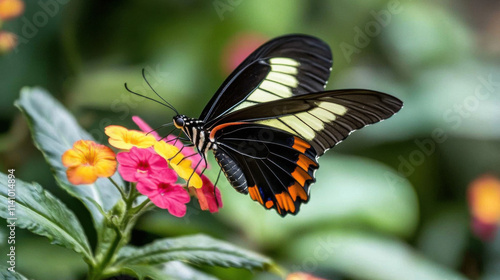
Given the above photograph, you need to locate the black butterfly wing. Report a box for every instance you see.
[208,89,403,156]
[200,34,332,126]
[212,123,318,216]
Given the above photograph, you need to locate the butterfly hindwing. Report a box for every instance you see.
[201,34,333,127]
[208,89,403,156]
[212,123,318,216]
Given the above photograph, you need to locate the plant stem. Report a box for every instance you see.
[87,183,150,279]
[109,177,127,202]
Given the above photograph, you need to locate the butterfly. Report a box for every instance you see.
[129,34,403,216]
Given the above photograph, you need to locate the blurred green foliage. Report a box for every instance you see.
[1,0,500,279]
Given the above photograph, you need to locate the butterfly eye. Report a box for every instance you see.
[174,117,185,129]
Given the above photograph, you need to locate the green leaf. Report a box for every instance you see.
[14,87,123,237]
[116,234,273,271]
[161,261,219,280]
[287,230,468,280]
[120,265,171,280]
[0,173,93,262]
[0,268,29,280]
[120,262,219,280]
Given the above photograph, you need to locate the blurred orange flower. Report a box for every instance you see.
[0,0,24,21]
[0,31,16,53]
[287,272,328,280]
[468,174,500,240]
[62,140,117,185]
[105,125,157,150]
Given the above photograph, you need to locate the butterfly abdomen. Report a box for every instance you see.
[214,150,248,194]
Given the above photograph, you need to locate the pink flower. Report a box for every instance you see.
[132,116,222,213]
[192,175,223,213]
[116,147,169,182]
[132,116,207,172]
[137,173,190,217]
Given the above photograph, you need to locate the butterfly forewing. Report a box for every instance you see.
[200,34,333,127]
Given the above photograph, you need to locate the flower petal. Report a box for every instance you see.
[136,177,160,197]
[62,149,84,167]
[105,125,157,150]
[193,175,222,212]
[94,158,117,177]
[62,140,117,185]
[132,116,161,140]
[66,166,98,185]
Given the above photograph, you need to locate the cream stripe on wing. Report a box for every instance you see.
[280,115,315,140]
[269,57,300,66]
[266,72,298,88]
[257,119,296,135]
[271,64,298,75]
[318,102,348,116]
[259,80,292,98]
[295,112,325,131]
[248,89,282,102]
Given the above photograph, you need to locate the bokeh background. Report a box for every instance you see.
[1,0,500,279]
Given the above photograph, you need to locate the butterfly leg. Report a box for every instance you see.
[214,168,223,208]
[186,155,206,187]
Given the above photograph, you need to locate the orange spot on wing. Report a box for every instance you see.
[291,166,312,187]
[248,185,264,204]
[288,182,308,202]
[275,193,296,213]
[209,122,249,141]
[265,200,274,209]
[296,154,318,171]
[292,137,311,153]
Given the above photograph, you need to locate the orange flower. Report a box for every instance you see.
[469,175,500,224]
[468,174,500,240]
[287,272,328,280]
[105,125,157,150]
[62,140,117,185]
[0,31,16,54]
[154,141,202,188]
[0,0,24,21]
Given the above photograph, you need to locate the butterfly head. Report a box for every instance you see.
[173,115,187,129]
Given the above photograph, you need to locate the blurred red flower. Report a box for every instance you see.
[221,33,267,74]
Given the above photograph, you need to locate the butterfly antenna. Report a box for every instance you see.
[146,122,174,136]
[142,68,179,115]
[124,83,175,112]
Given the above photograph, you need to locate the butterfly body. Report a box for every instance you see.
[169,34,403,216]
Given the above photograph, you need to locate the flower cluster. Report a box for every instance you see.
[61,116,222,217]
[0,0,24,54]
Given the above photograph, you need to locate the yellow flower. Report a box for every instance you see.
[105,125,157,150]
[0,0,24,21]
[62,140,117,185]
[154,141,202,188]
